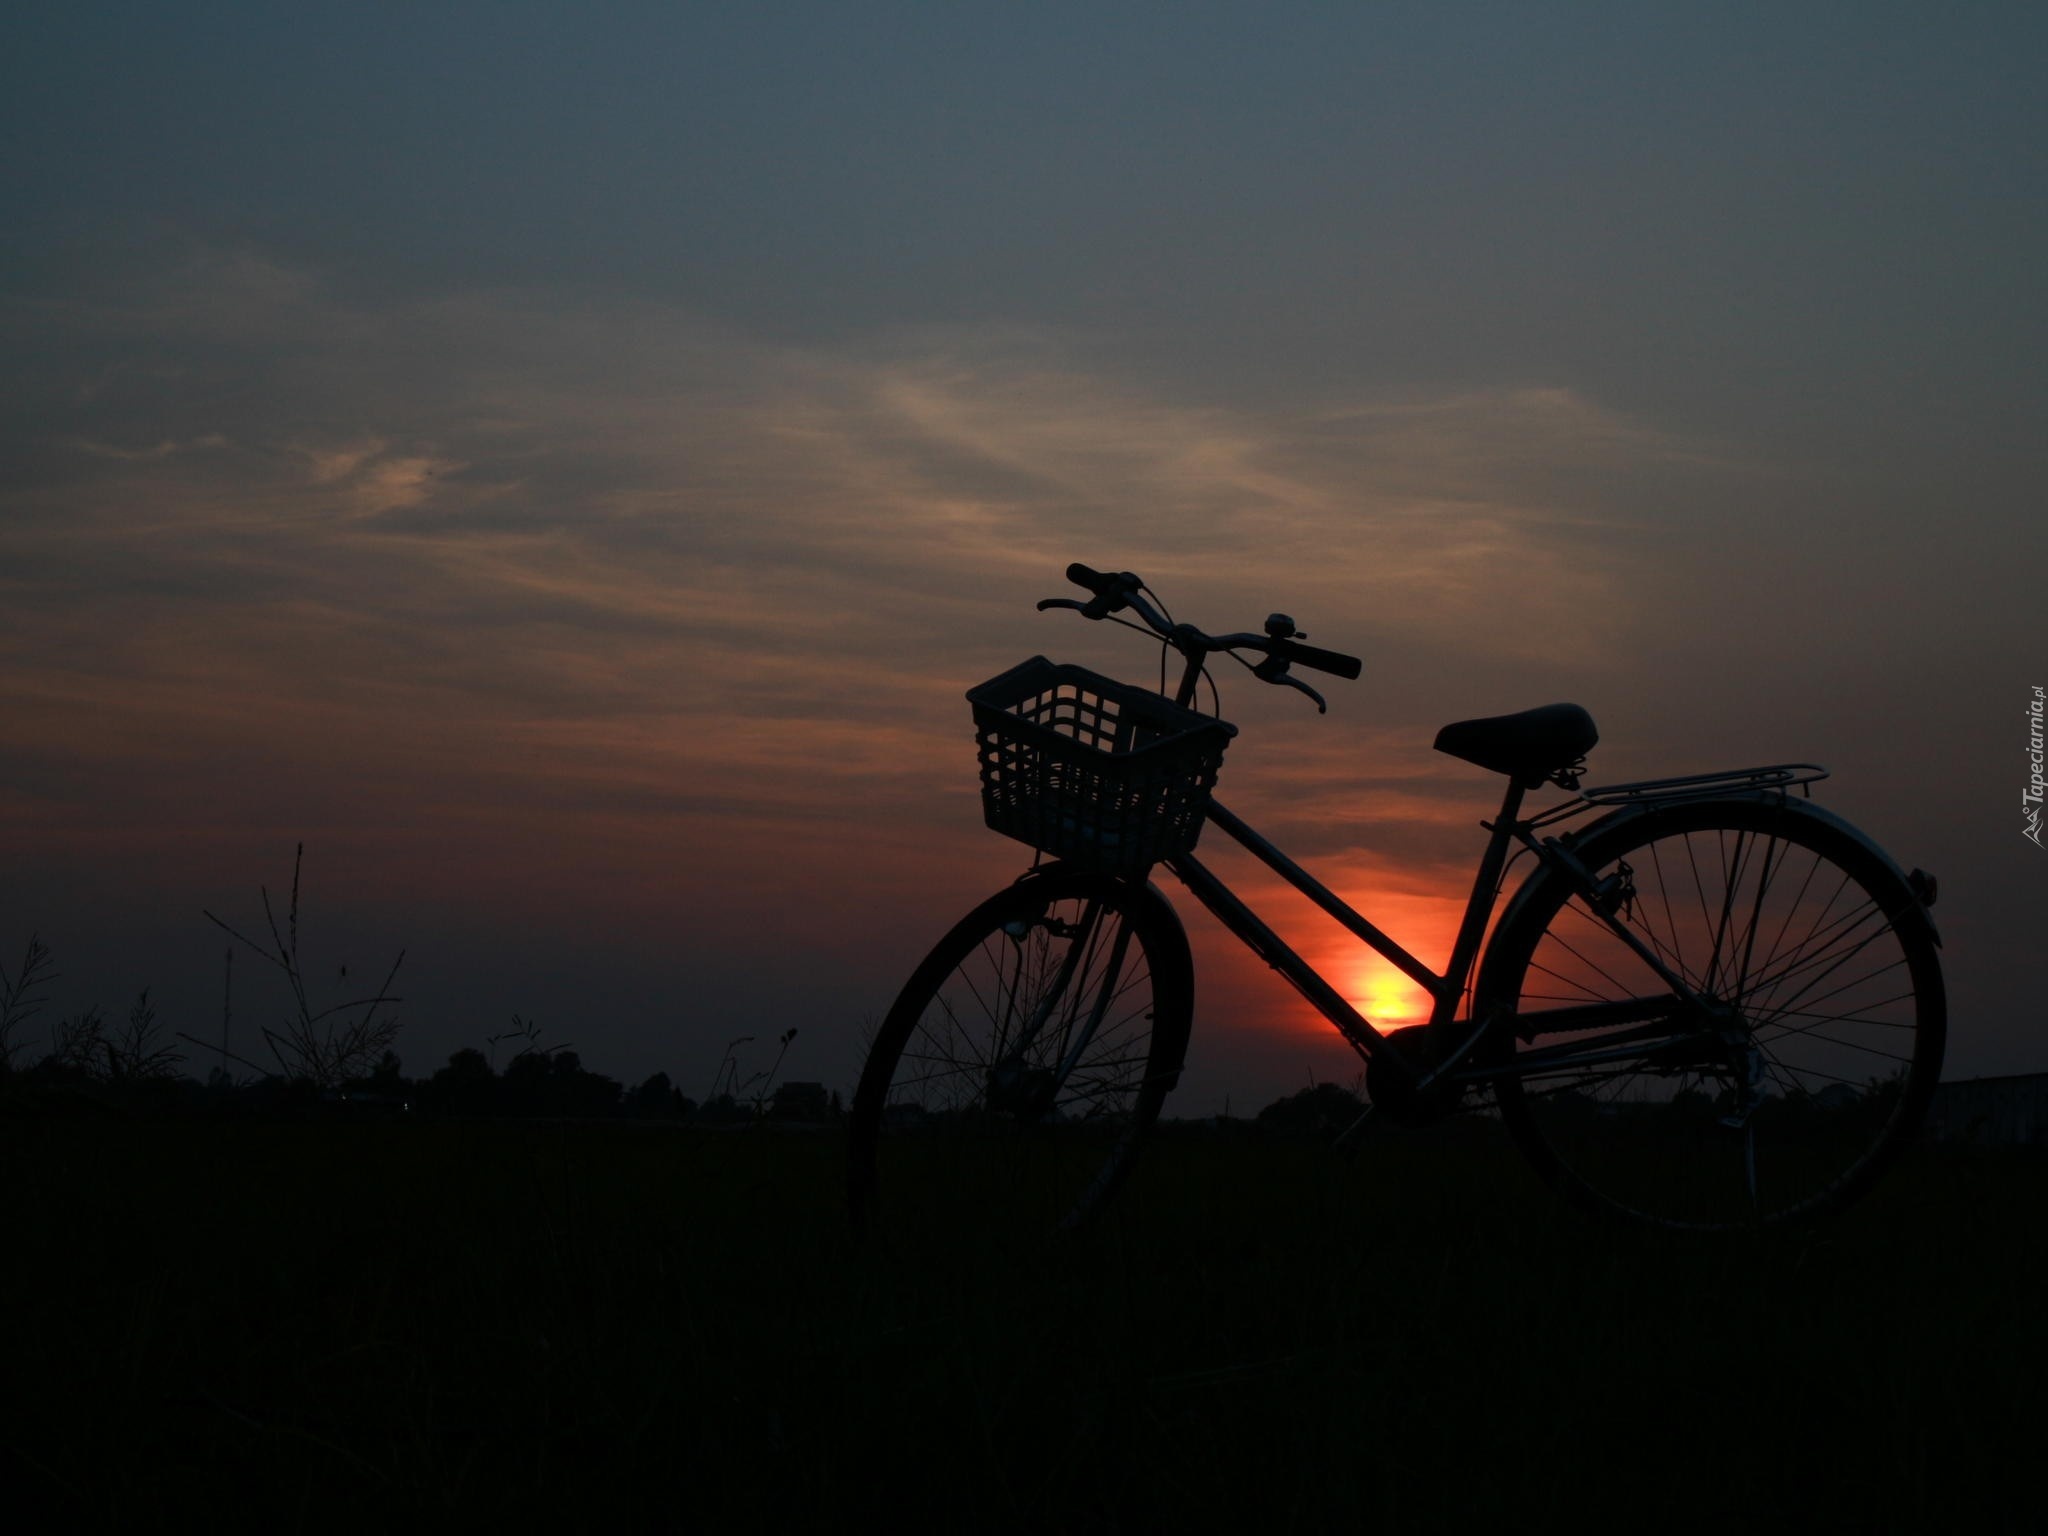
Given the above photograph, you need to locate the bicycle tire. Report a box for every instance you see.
[848,866,1193,1248]
[1476,796,1945,1231]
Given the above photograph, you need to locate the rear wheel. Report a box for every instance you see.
[848,868,1192,1249]
[1478,798,1944,1231]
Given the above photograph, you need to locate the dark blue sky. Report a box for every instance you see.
[13,5,2042,403]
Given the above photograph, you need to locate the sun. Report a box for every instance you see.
[1345,954,1433,1030]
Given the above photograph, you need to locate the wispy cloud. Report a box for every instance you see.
[0,248,1748,930]
[68,433,230,461]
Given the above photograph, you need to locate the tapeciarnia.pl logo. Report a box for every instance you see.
[2028,686,2045,847]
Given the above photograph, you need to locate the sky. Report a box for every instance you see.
[3,2,2043,1113]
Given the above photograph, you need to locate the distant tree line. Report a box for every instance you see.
[2,923,838,1123]
[1251,1081,1370,1138]
[411,1047,698,1121]
[8,924,1358,1130]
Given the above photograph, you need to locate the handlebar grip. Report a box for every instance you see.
[1275,638,1363,680]
[1067,562,1108,592]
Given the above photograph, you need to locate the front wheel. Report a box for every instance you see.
[1476,797,1945,1231]
[848,867,1193,1249]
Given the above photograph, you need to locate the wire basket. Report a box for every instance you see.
[967,656,1237,876]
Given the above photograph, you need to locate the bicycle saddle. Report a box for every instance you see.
[1433,703,1598,786]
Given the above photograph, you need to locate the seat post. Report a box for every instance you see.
[1497,776,1530,826]
[1437,775,1533,1023]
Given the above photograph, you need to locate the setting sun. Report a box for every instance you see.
[1344,953,1435,1030]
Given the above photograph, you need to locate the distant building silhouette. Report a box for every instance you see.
[769,1081,830,1121]
[1928,1073,2048,1146]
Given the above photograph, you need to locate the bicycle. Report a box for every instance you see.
[848,563,1945,1239]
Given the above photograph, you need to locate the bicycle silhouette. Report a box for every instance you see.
[849,564,1945,1238]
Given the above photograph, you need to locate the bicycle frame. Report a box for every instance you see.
[984,612,1845,1114]
[1158,775,1706,1096]
[857,567,1943,1233]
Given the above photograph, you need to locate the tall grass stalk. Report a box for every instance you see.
[198,844,404,1088]
[0,932,56,1071]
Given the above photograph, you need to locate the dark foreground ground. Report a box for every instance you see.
[5,1114,2043,1533]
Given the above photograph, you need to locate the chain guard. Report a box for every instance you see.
[1366,1024,1466,1127]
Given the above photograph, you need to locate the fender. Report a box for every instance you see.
[1480,792,1940,1009]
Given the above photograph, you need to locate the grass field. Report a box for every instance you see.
[5,1114,2043,1532]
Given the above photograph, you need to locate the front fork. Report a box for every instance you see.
[989,898,1131,1120]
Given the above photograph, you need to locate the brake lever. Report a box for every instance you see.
[1284,674,1328,714]
[1252,653,1328,713]
[1040,589,1127,620]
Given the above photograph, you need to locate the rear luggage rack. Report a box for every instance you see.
[1578,763,1829,806]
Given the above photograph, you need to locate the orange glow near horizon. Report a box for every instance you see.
[1344,951,1435,1031]
[1185,857,1468,1041]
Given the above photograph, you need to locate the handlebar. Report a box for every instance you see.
[1057,563,1147,622]
[1267,637,1363,680]
[1037,562,1363,712]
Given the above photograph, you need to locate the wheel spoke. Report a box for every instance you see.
[1484,801,1941,1231]
[850,880,1181,1242]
